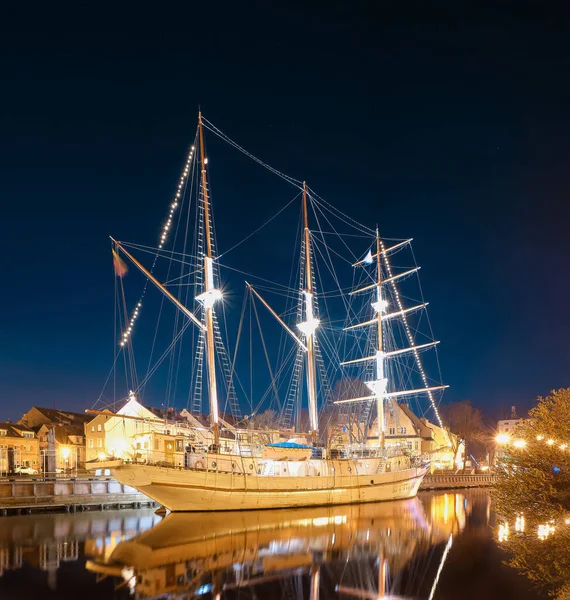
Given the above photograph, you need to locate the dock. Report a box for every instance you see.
[0,476,156,515]
[420,473,497,490]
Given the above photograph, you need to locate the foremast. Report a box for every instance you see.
[337,237,448,446]
[373,229,386,448]
[297,182,319,444]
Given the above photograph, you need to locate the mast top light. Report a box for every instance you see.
[196,289,223,308]
[297,318,320,336]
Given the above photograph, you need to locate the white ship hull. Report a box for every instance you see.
[110,461,428,512]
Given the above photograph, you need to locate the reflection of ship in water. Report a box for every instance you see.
[86,493,474,599]
[0,509,161,591]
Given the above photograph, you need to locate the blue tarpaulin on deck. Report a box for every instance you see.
[266,442,311,449]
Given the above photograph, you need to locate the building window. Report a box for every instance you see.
[97,424,102,432]
[154,439,159,450]
[97,439,102,448]
[401,427,407,434]
[91,426,95,432]
[389,427,395,435]
[415,441,419,450]
[22,432,33,439]
[89,439,94,448]
[176,440,183,451]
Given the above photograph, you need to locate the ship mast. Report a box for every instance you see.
[298,182,319,444]
[374,228,385,448]
[198,111,221,446]
[336,239,447,411]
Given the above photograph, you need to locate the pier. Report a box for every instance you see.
[420,473,497,490]
[0,477,155,515]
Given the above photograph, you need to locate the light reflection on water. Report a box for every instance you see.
[0,491,541,599]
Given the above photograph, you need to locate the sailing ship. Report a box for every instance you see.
[89,112,448,511]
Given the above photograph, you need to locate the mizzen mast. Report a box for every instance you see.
[297,182,319,444]
[197,111,221,446]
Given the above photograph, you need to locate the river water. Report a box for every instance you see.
[0,490,542,599]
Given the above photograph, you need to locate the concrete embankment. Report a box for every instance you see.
[0,477,155,516]
[420,473,497,490]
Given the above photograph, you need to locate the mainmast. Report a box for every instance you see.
[297,182,319,444]
[197,111,221,446]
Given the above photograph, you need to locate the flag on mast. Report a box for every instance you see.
[112,249,128,278]
[363,250,374,264]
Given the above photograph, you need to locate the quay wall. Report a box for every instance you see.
[420,473,497,490]
[0,477,155,515]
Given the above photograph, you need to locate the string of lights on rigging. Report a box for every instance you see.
[379,239,447,433]
[119,143,196,347]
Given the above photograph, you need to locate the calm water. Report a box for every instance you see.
[0,490,541,599]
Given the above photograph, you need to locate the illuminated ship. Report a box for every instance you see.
[89,112,448,511]
[86,493,466,599]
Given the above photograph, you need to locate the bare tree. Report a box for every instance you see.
[249,409,279,430]
[439,400,484,471]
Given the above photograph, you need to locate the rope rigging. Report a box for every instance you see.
[97,113,446,443]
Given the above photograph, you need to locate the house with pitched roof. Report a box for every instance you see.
[19,407,90,469]
[367,402,463,470]
[0,421,40,474]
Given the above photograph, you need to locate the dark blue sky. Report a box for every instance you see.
[2,4,570,422]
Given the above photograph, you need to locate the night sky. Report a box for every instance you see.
[2,4,570,423]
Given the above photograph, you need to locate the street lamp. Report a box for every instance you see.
[495,433,510,445]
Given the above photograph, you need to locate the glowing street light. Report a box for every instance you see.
[60,447,70,459]
[495,433,510,445]
[513,439,526,449]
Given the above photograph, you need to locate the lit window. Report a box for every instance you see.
[97,439,102,448]
[97,424,102,432]
[91,426,95,432]
[89,439,94,448]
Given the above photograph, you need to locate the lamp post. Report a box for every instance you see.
[60,447,70,473]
